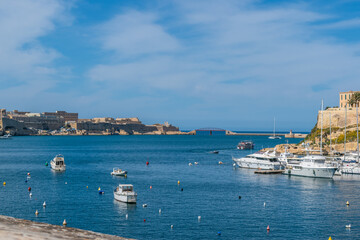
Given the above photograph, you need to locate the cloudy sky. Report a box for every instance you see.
[1,0,359,131]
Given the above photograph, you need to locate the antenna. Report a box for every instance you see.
[320,99,323,155]
[329,112,332,155]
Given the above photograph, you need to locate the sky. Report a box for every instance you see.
[0,0,360,131]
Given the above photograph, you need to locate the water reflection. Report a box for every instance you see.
[113,200,137,215]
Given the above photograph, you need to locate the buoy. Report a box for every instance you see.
[27,173,30,176]
[238,196,241,199]
[45,162,48,166]
[171,225,174,229]
[99,190,104,194]
[143,204,147,208]
[124,174,127,178]
[28,187,31,192]
[194,162,199,165]
[233,163,236,167]
[146,161,149,166]
[125,214,128,219]
[3,182,6,186]
[328,237,332,240]
[29,193,32,197]
[264,202,266,207]
[143,219,146,222]
[217,231,221,236]
[267,225,270,231]
[35,210,39,216]
[65,182,67,185]
[159,209,162,214]
[189,163,193,166]
[150,186,152,189]
[98,187,101,191]
[346,201,350,206]
[198,216,201,221]
[181,188,183,191]
[346,224,351,229]
[86,186,88,189]
[25,180,27,183]
[177,180,180,185]
[63,219,67,226]
[218,161,223,165]
[43,201,46,207]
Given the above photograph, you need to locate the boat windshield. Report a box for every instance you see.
[121,186,133,191]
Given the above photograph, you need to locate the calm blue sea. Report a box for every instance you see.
[0,135,359,239]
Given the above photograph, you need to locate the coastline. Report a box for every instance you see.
[0,215,133,240]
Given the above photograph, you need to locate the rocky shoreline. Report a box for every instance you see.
[0,215,133,240]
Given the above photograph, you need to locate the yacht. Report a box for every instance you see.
[0,134,12,139]
[269,118,281,139]
[111,168,127,176]
[232,149,283,170]
[50,154,66,171]
[278,146,300,165]
[283,155,337,178]
[237,140,255,150]
[114,184,137,203]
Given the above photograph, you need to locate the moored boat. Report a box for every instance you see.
[237,140,254,150]
[111,168,127,176]
[114,184,137,203]
[232,149,283,170]
[50,154,66,171]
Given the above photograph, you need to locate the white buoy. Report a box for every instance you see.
[35,210,39,216]
[171,225,174,229]
[264,202,266,207]
[125,214,128,219]
[143,204,147,208]
[194,162,199,165]
[189,163,193,166]
[63,219,67,226]
[346,224,351,229]
[159,209,162,214]
[65,182,67,185]
[29,193,32,197]
[43,201,46,208]
[233,163,236,167]
[198,216,201,221]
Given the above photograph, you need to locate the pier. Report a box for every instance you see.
[254,170,285,174]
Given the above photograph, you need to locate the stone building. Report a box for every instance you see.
[43,111,78,122]
[339,91,359,108]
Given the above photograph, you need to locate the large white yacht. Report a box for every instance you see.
[283,155,337,178]
[50,154,66,171]
[232,149,283,170]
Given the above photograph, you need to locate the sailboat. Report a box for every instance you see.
[341,103,360,174]
[269,117,281,139]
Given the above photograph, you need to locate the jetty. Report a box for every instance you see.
[254,170,285,174]
[0,215,133,240]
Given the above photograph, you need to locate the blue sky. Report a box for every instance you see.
[1,0,360,131]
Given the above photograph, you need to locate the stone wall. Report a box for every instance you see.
[317,108,360,129]
[0,118,35,135]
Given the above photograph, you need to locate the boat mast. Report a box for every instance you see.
[320,99,323,155]
[273,117,276,137]
[329,112,332,155]
[345,104,347,160]
[357,103,359,161]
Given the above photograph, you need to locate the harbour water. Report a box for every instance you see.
[0,135,360,239]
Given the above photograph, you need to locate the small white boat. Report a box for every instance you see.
[50,154,66,171]
[111,168,127,176]
[0,134,12,139]
[114,184,137,203]
[269,117,282,139]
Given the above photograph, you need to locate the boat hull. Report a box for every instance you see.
[341,165,360,175]
[283,167,337,178]
[50,161,66,171]
[233,158,282,170]
[114,192,137,203]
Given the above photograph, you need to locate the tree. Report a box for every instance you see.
[348,92,360,107]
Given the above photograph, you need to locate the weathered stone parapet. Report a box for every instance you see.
[317,108,360,129]
[0,215,133,240]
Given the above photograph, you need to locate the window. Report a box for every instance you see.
[345,95,347,100]
[341,95,343,100]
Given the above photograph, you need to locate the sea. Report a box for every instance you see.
[0,135,359,239]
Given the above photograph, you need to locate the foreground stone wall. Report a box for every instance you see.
[317,108,360,129]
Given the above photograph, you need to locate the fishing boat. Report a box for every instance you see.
[50,154,66,171]
[113,184,137,203]
[110,168,127,176]
[232,148,283,170]
[237,140,255,150]
[269,117,281,139]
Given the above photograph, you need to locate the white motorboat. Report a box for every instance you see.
[50,154,66,171]
[232,149,283,170]
[114,184,137,203]
[283,155,337,178]
[111,168,127,176]
[0,134,12,139]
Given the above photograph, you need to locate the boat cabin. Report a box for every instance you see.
[115,184,134,193]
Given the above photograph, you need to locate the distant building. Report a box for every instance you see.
[43,111,78,122]
[339,91,359,108]
[195,128,226,136]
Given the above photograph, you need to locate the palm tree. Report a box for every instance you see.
[348,92,360,107]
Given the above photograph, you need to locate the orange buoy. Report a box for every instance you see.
[28,187,31,192]
[150,186,152,189]
[267,225,270,231]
